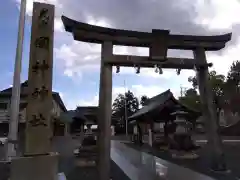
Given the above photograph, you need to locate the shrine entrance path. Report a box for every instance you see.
[52,136,130,180]
[125,142,240,180]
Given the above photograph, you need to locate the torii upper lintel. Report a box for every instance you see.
[61,16,232,51]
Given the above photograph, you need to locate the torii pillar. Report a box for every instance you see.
[98,41,113,180]
[194,48,226,171]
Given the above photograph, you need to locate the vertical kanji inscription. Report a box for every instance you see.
[25,2,55,156]
[38,8,49,27]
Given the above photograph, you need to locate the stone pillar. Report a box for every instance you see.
[148,123,153,147]
[98,41,113,180]
[151,122,155,146]
[10,3,58,180]
[111,125,115,136]
[148,129,152,146]
[64,122,69,136]
[86,124,92,134]
[80,124,84,141]
[25,2,54,155]
[133,125,138,135]
[194,48,226,171]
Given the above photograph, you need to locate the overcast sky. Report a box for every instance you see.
[0,0,239,110]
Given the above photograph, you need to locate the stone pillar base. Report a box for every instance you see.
[10,152,58,180]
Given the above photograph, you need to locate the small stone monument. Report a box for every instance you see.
[10,2,58,180]
[172,110,189,134]
[170,110,199,159]
[76,123,97,167]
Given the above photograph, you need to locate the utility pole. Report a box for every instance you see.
[6,0,26,160]
[124,80,128,136]
[180,85,187,97]
[180,86,183,97]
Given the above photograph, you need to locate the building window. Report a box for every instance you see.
[0,103,8,109]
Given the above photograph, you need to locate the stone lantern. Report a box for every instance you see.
[170,110,195,151]
[171,110,189,134]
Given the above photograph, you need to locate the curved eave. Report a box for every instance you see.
[62,16,232,51]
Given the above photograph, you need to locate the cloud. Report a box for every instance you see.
[16,0,238,77]
[131,85,164,99]
[63,96,99,110]
[194,0,240,30]
[14,0,64,32]
[207,38,240,75]
[13,0,240,109]
[54,18,64,32]
[15,0,62,16]
[54,41,101,79]
[53,0,237,80]
[77,95,99,107]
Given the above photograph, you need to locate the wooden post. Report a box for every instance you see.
[80,124,84,144]
[147,123,153,147]
[150,121,155,146]
[64,122,69,136]
[193,48,226,171]
[98,41,113,180]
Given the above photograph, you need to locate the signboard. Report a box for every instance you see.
[150,30,169,62]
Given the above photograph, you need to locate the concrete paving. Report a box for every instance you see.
[0,136,130,180]
[111,140,217,180]
[125,142,240,180]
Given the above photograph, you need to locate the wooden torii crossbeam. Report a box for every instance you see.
[62,16,230,71]
[62,16,231,50]
[107,55,213,69]
[61,15,232,180]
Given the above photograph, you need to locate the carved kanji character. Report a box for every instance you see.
[35,37,49,49]
[32,60,49,73]
[32,86,48,99]
[38,8,49,27]
[29,113,47,127]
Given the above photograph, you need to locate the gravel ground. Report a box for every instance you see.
[125,142,240,180]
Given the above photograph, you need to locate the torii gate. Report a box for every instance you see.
[62,16,231,180]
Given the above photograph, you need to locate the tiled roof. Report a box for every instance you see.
[0,82,27,93]
[60,110,88,123]
[76,106,98,116]
[147,89,172,104]
[128,90,172,120]
[128,89,200,121]
[52,93,67,112]
[74,106,98,124]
